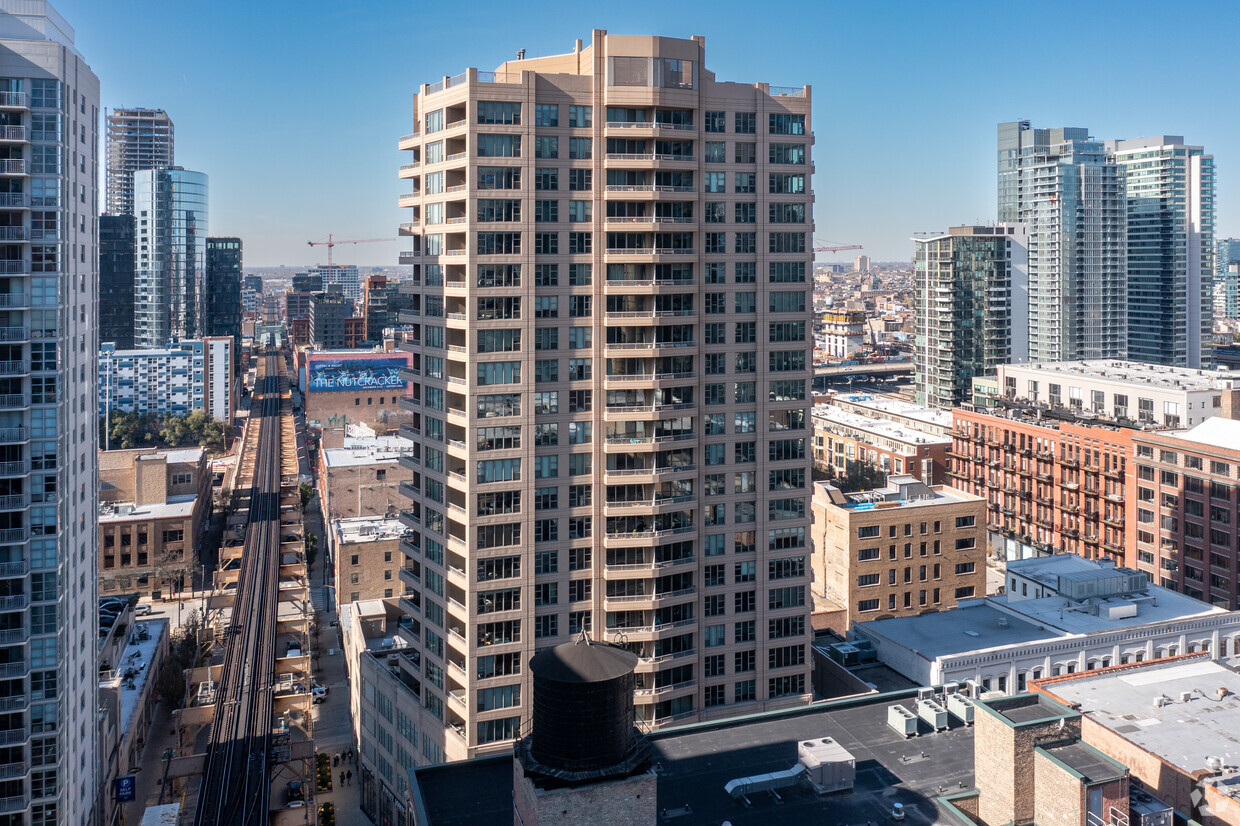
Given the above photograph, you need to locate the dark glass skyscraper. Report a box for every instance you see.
[100,214,136,348]
[206,236,242,368]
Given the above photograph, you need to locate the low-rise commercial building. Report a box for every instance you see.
[331,515,406,605]
[98,617,169,826]
[855,554,1238,690]
[1034,655,1240,825]
[828,393,953,437]
[811,476,986,626]
[299,349,414,445]
[341,599,427,824]
[997,360,1240,428]
[319,435,415,520]
[98,448,211,598]
[813,403,949,484]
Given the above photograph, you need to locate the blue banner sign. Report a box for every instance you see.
[308,357,406,392]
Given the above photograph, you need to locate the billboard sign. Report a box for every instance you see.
[307,357,406,393]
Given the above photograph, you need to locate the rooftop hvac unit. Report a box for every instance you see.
[796,738,856,794]
[946,693,975,725]
[1129,787,1173,826]
[916,698,948,731]
[887,704,918,738]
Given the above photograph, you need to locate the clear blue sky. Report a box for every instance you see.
[57,0,1240,267]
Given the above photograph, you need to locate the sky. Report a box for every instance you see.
[56,0,1240,267]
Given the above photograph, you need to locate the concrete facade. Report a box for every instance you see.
[392,31,815,780]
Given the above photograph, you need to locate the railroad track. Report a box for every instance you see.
[194,351,284,826]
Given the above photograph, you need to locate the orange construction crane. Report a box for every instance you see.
[307,234,396,266]
[812,237,863,255]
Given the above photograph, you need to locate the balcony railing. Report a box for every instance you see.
[0,194,25,208]
[0,326,27,341]
[0,160,24,174]
[0,92,28,107]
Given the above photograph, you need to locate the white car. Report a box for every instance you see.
[133,604,152,616]
[311,685,328,703]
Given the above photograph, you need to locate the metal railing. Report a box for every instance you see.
[0,92,28,107]
[768,85,807,97]
[0,160,24,174]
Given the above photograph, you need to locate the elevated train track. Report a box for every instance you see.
[192,350,304,826]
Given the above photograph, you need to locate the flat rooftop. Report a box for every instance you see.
[1165,416,1240,452]
[831,393,953,430]
[1002,360,1238,391]
[1039,740,1127,784]
[835,476,979,511]
[813,404,949,448]
[323,436,413,467]
[101,617,168,738]
[411,690,975,826]
[334,516,405,543]
[99,493,197,523]
[992,585,1223,636]
[1006,553,1128,589]
[857,600,1062,658]
[1039,657,1240,781]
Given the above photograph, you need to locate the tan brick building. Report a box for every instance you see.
[811,476,986,626]
[331,516,406,605]
[99,447,212,598]
[318,435,415,521]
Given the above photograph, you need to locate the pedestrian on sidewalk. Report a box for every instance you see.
[340,771,344,787]
[347,770,352,786]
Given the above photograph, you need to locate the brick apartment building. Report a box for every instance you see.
[948,407,1133,564]
[98,448,212,598]
[811,476,986,626]
[1128,417,1240,609]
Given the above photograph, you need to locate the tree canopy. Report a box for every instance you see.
[101,409,230,452]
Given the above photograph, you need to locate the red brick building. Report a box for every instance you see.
[948,408,1133,564]
[1128,418,1240,609]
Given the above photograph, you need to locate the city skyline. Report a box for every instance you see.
[52,0,1240,266]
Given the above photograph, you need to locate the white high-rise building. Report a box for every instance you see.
[104,107,173,216]
[0,1,100,822]
[1106,136,1214,369]
[307,264,361,303]
[998,122,1127,364]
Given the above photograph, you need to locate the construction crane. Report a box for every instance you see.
[812,237,863,255]
[307,234,396,266]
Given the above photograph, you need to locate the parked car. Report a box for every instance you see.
[311,685,328,703]
[133,604,152,616]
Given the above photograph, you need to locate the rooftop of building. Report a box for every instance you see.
[858,578,1224,660]
[333,515,406,544]
[344,598,414,653]
[99,493,197,523]
[1036,656,1240,784]
[1001,360,1238,391]
[100,617,168,739]
[1006,553,1132,589]
[813,404,949,447]
[1163,416,1240,452]
[829,393,953,430]
[322,436,413,467]
[824,476,979,512]
[976,692,1079,727]
[100,446,205,468]
[857,600,1061,658]
[410,688,975,826]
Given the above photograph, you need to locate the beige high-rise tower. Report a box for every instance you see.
[383,29,813,775]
